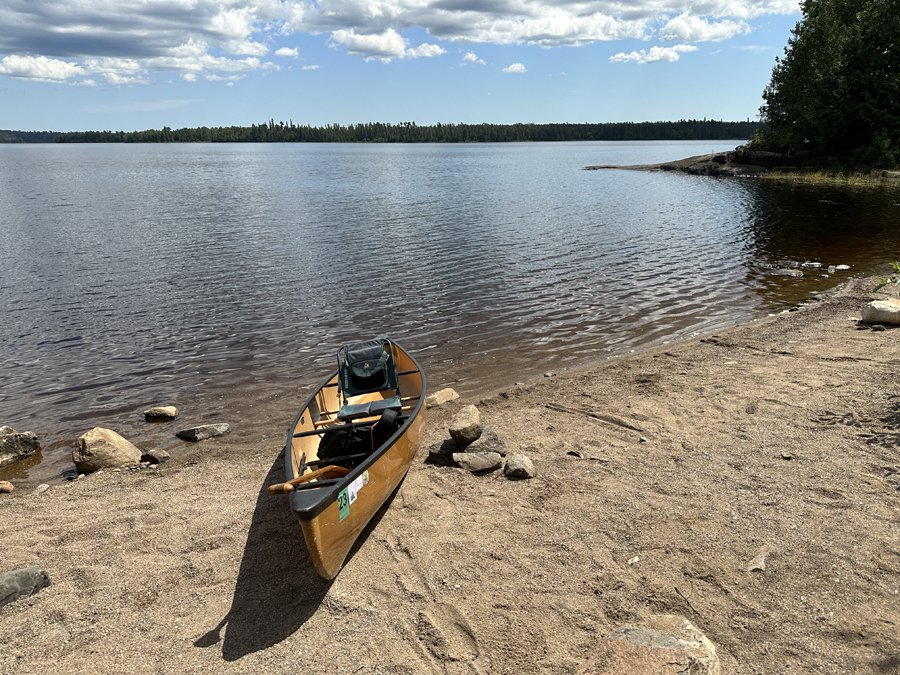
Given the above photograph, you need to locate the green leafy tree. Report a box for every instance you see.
[758,0,900,167]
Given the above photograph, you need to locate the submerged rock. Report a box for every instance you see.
[176,423,231,442]
[144,406,179,421]
[0,426,40,468]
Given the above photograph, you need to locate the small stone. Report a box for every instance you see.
[801,262,821,268]
[452,452,502,473]
[175,423,231,442]
[0,567,51,609]
[628,556,640,565]
[781,452,793,460]
[0,481,14,493]
[835,264,850,270]
[543,371,557,378]
[639,436,648,443]
[748,549,769,572]
[141,449,170,464]
[872,324,886,332]
[567,450,584,459]
[144,406,179,421]
[505,453,536,479]
[461,426,507,456]
[449,405,482,444]
[425,388,460,409]
[34,484,50,495]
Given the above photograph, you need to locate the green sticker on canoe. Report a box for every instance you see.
[338,488,350,522]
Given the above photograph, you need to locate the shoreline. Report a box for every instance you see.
[2,276,900,673]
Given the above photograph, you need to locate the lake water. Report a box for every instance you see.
[2,141,899,484]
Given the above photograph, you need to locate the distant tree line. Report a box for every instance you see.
[53,119,761,144]
[0,130,61,143]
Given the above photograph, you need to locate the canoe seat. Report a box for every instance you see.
[338,396,402,421]
[338,336,400,397]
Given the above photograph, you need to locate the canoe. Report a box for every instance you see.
[270,337,426,579]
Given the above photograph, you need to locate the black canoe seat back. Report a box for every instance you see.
[336,336,401,420]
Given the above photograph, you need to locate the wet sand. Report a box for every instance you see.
[2,277,899,674]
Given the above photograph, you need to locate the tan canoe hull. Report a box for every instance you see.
[284,340,425,580]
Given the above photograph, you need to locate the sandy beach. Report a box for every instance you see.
[2,276,899,674]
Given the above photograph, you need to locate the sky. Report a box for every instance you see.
[0,0,802,132]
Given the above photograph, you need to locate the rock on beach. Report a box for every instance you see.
[144,406,179,421]
[72,427,143,473]
[0,567,51,610]
[449,405,482,444]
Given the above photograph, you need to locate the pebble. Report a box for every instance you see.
[0,481,14,494]
[872,324,886,332]
[34,484,50,495]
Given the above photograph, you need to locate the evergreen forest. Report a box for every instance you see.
[50,120,760,144]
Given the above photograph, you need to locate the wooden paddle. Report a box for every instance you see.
[267,465,350,494]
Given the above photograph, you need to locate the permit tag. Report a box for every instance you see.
[338,488,350,522]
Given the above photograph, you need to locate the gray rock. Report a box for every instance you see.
[452,451,502,473]
[176,423,231,442]
[0,567,51,609]
[144,406,179,421]
[0,426,40,468]
[772,268,803,277]
[140,449,170,464]
[427,439,460,465]
[34,484,50,495]
[425,388,460,409]
[594,615,720,675]
[460,426,507,457]
[0,481,13,493]
[72,427,143,473]
[449,405,482,444]
[505,453,536,479]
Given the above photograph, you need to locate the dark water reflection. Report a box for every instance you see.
[1,142,898,484]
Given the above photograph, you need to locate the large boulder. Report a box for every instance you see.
[0,567,51,609]
[861,298,900,325]
[72,428,143,473]
[449,405,482,444]
[0,426,40,468]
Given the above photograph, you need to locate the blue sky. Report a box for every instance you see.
[0,1,801,132]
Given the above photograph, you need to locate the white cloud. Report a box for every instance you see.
[0,55,85,82]
[0,0,800,83]
[330,28,446,63]
[502,62,526,73]
[660,15,750,42]
[610,44,698,64]
[302,64,319,70]
[463,52,485,65]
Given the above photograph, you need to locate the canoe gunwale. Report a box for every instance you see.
[284,342,425,522]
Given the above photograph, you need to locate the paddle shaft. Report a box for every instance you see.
[267,465,350,494]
